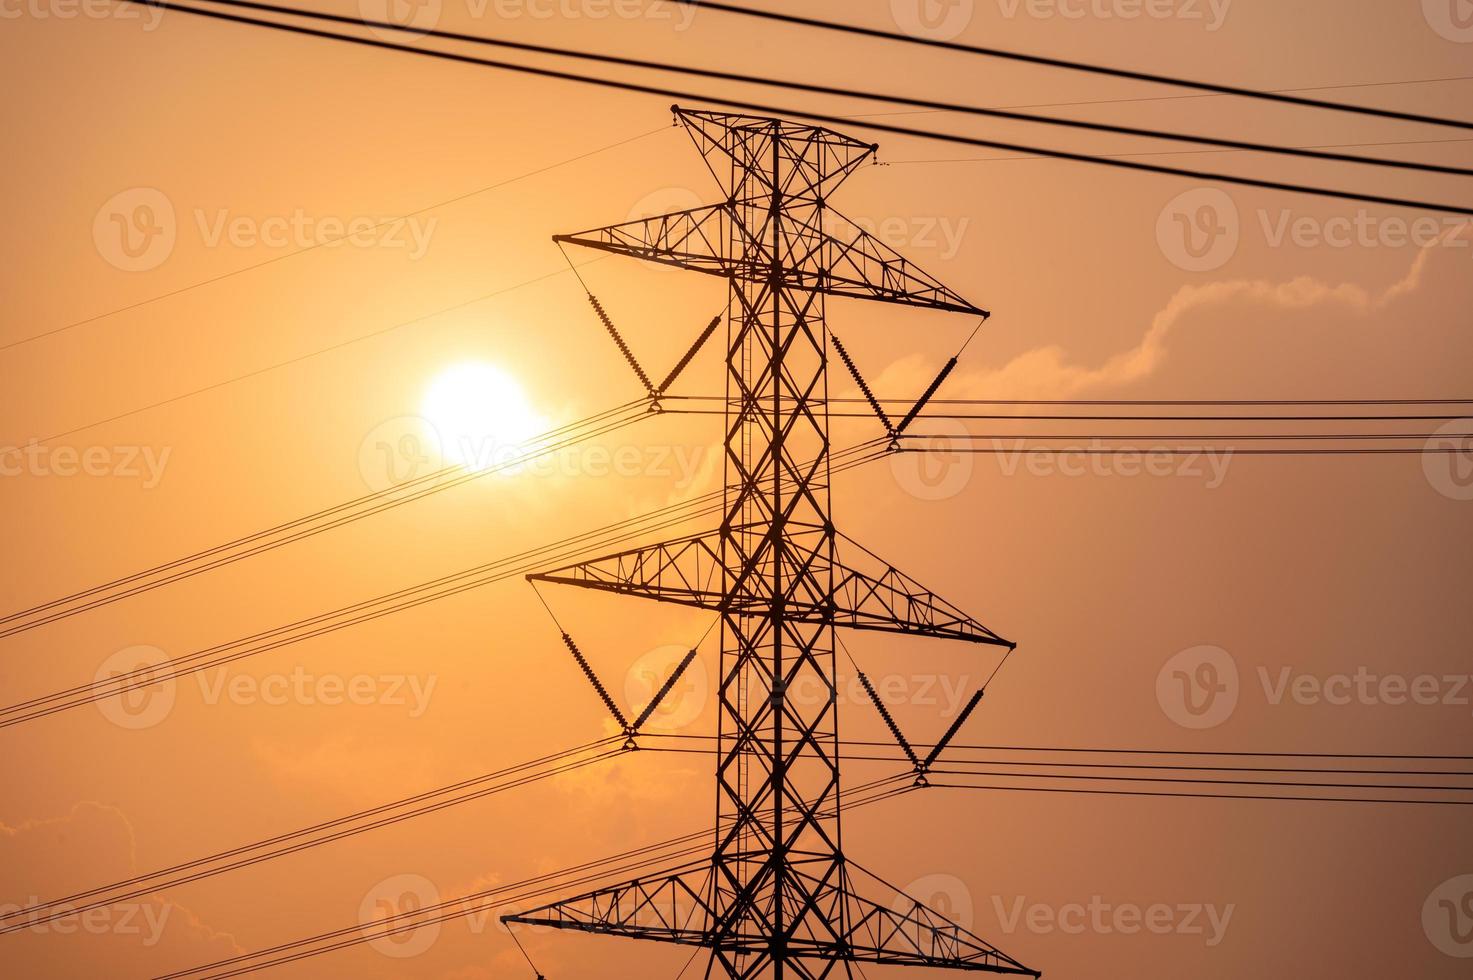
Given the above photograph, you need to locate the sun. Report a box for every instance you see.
[420,362,546,470]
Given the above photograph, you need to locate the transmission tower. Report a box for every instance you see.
[505,106,1037,979]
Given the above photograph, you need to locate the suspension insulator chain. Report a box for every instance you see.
[895,356,958,435]
[561,631,629,731]
[630,648,698,733]
[656,314,722,396]
[588,293,655,396]
[831,332,893,435]
[857,671,920,770]
[921,688,985,772]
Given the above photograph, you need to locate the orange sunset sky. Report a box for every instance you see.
[2,1,1472,978]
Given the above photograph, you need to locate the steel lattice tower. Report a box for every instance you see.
[505,107,1037,979]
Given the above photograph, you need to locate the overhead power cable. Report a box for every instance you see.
[133,0,1473,216]
[635,739,1473,802]
[639,733,1473,763]
[680,1,1473,132]
[931,781,1473,806]
[898,442,1467,457]
[0,400,651,639]
[0,440,888,729]
[669,395,1473,408]
[1,255,612,457]
[137,0,1473,178]
[154,777,914,980]
[3,126,664,353]
[0,738,623,935]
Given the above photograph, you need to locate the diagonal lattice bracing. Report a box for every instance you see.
[529,530,1011,647]
[503,860,1039,976]
[509,105,1033,978]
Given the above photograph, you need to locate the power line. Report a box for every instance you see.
[0,441,888,728]
[930,782,1473,806]
[4,126,664,353]
[154,778,914,980]
[650,746,1473,779]
[1,256,610,457]
[642,733,1473,762]
[143,0,1473,179]
[639,741,1473,803]
[681,1,1473,132]
[920,767,1473,795]
[0,401,651,638]
[134,0,1473,216]
[898,444,1467,456]
[0,738,623,935]
[671,406,1472,423]
[888,136,1473,167]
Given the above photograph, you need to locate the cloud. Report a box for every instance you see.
[878,223,1472,401]
[0,803,242,979]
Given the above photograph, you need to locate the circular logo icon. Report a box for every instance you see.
[1156,188,1239,272]
[1423,0,1473,42]
[93,187,176,272]
[625,644,709,732]
[359,873,441,957]
[1423,874,1473,958]
[624,187,705,274]
[1156,645,1238,730]
[896,873,974,930]
[358,0,442,40]
[358,415,445,493]
[890,0,974,41]
[890,417,974,501]
[94,645,176,730]
[1423,419,1473,501]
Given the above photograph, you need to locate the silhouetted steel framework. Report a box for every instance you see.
[504,107,1037,978]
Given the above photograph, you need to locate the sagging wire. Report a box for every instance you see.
[530,579,712,749]
[830,313,991,450]
[557,242,722,408]
[837,630,1014,787]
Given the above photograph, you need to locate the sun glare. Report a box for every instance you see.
[420,362,545,470]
